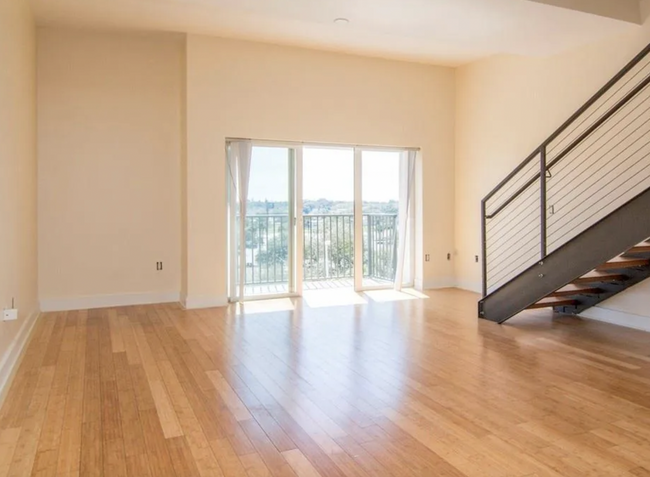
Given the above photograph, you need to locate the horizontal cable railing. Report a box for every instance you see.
[482,42,650,297]
[242,213,398,287]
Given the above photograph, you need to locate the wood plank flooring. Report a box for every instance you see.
[2,288,650,476]
[244,278,390,297]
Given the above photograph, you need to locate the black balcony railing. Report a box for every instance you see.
[241,213,398,286]
[303,215,355,281]
[243,215,290,285]
[363,214,399,282]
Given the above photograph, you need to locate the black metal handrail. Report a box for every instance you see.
[481,41,650,297]
[483,42,650,206]
[485,71,650,220]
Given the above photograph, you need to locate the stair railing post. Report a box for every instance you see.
[481,199,487,298]
[540,146,548,259]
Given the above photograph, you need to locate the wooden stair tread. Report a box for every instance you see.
[626,245,650,254]
[549,285,602,297]
[597,257,650,270]
[573,271,628,284]
[528,298,577,310]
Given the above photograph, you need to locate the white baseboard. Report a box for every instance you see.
[183,295,228,310]
[0,309,40,406]
[419,277,457,290]
[580,307,650,333]
[40,291,180,312]
[455,280,482,294]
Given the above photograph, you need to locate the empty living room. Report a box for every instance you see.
[3,0,650,475]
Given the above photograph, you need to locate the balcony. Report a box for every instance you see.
[242,214,398,295]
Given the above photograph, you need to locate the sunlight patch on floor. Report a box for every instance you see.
[364,288,428,302]
[235,298,295,315]
[402,288,429,299]
[303,289,368,308]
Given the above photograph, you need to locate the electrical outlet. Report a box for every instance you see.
[425,254,430,262]
[3,309,18,321]
[447,253,451,261]
[156,261,163,271]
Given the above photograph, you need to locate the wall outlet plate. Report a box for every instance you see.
[3,309,18,321]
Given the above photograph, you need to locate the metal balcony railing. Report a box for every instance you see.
[242,214,398,286]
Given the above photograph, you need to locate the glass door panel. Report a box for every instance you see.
[302,147,355,290]
[360,151,401,288]
[244,146,293,296]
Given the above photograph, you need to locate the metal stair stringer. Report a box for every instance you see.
[479,187,650,324]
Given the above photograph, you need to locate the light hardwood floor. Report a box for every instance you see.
[1,288,650,476]
[244,278,390,297]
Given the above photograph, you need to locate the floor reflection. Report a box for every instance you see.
[302,288,368,308]
[234,297,295,315]
[364,288,428,302]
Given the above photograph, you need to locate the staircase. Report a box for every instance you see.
[528,240,650,314]
[479,42,650,324]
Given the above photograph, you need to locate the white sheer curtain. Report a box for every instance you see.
[227,140,253,301]
[394,150,416,290]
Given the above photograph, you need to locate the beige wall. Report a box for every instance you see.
[38,24,650,325]
[455,22,650,320]
[0,0,37,387]
[37,29,184,306]
[184,35,456,304]
[36,31,456,308]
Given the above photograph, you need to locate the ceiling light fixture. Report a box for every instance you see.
[333,17,350,24]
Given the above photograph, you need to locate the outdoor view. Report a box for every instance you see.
[243,146,402,293]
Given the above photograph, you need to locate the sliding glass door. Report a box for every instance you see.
[244,147,294,295]
[228,140,415,301]
[302,147,355,290]
[360,150,401,288]
[228,143,299,300]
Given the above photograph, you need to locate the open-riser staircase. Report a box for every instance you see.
[479,43,650,324]
[535,241,650,314]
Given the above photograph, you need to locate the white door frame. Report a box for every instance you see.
[294,147,304,296]
[353,147,364,291]
[227,139,416,301]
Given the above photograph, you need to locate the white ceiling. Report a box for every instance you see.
[30,0,643,65]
